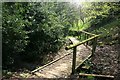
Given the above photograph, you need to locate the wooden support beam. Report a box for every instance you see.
[84,33,88,46]
[92,37,97,56]
[79,32,81,40]
[72,46,77,74]
[86,34,89,45]
[84,33,86,40]
[79,73,114,79]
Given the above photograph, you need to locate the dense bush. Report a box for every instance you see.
[2,3,30,68]
[21,3,65,62]
[2,2,120,74]
[2,2,77,69]
[2,3,62,68]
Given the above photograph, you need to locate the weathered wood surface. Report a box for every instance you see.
[79,73,114,79]
[30,44,91,78]
[72,46,77,74]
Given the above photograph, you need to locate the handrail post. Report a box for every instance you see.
[72,46,77,74]
[86,34,89,45]
[79,32,81,41]
[84,33,86,40]
[92,37,97,56]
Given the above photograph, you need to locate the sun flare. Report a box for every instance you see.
[70,0,85,7]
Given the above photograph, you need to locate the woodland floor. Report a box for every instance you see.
[91,44,120,76]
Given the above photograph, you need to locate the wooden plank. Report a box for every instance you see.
[79,73,114,79]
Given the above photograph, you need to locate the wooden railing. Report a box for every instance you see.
[65,30,99,74]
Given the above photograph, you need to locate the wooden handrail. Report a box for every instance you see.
[65,31,99,74]
[79,30,96,36]
[71,30,96,36]
[65,35,99,50]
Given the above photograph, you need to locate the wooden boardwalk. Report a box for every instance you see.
[11,31,99,79]
[29,44,91,78]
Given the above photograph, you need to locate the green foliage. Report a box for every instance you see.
[92,19,120,45]
[22,3,65,61]
[2,3,30,68]
[2,2,78,69]
[2,2,120,72]
[83,2,120,44]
